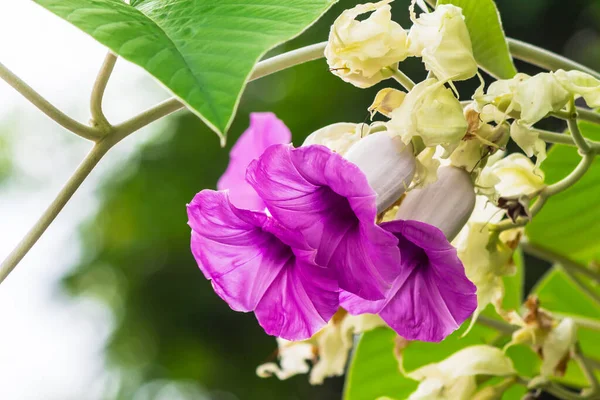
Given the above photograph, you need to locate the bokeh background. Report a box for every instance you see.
[1,0,599,399]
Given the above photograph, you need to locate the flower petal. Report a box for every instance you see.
[344,220,476,342]
[247,144,400,300]
[255,255,339,341]
[217,112,291,210]
[187,190,338,341]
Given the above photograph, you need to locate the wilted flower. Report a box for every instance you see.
[506,297,577,377]
[404,345,516,400]
[217,112,291,210]
[187,190,338,340]
[257,311,385,384]
[369,87,407,118]
[303,122,366,155]
[325,0,409,88]
[407,3,478,82]
[387,78,468,150]
[450,105,509,172]
[342,218,477,342]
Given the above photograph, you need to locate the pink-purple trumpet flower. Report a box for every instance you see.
[187,112,476,342]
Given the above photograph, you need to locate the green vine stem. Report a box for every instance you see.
[0,42,334,284]
[0,61,104,141]
[508,38,600,81]
[90,52,117,132]
[0,140,113,282]
[535,128,600,151]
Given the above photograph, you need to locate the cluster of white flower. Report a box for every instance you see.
[256,0,597,392]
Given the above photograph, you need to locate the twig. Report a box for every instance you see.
[508,38,600,81]
[0,140,113,282]
[90,52,117,131]
[0,61,103,141]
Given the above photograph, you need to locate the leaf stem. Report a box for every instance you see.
[558,264,600,306]
[249,42,326,81]
[520,241,600,284]
[476,315,516,334]
[90,52,117,131]
[508,38,600,80]
[0,61,103,141]
[0,140,113,283]
[388,66,416,91]
[535,128,600,151]
[573,342,600,394]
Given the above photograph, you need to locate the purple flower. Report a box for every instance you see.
[246,144,401,301]
[217,113,291,210]
[341,220,477,342]
[187,190,338,341]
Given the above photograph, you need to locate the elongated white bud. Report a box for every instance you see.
[395,166,475,240]
[345,132,416,214]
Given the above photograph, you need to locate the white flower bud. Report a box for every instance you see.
[303,122,365,155]
[325,0,409,88]
[514,72,571,126]
[395,166,475,240]
[407,4,478,82]
[344,131,416,214]
[387,78,468,150]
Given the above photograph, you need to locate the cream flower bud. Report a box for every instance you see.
[303,122,365,155]
[345,131,416,214]
[395,166,475,241]
[325,0,409,88]
[387,78,467,149]
[407,4,478,82]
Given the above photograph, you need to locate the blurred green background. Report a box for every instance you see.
[51,0,600,398]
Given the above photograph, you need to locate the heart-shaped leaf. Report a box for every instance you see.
[34,0,337,142]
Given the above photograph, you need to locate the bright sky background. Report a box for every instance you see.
[0,2,172,398]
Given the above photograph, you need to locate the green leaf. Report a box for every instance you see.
[527,121,600,264]
[436,0,517,79]
[34,0,336,142]
[344,324,497,400]
[502,247,525,311]
[534,267,600,387]
[344,328,416,400]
